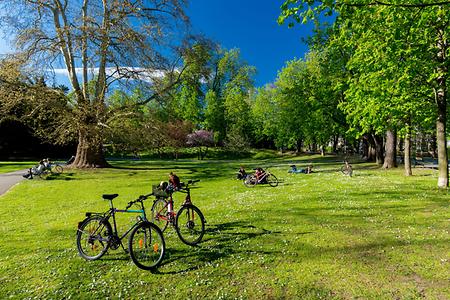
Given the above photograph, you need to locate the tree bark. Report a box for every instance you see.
[404,133,412,176]
[436,93,448,187]
[72,127,109,168]
[383,129,397,169]
[361,135,370,160]
[371,134,384,165]
[296,139,303,154]
[435,18,448,188]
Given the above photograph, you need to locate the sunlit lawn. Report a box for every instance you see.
[0,161,33,174]
[0,155,448,299]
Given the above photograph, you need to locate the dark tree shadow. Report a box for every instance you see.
[152,221,296,275]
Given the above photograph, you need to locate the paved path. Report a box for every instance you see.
[0,169,26,196]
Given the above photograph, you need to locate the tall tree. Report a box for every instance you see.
[203,49,255,143]
[280,0,450,187]
[1,0,190,168]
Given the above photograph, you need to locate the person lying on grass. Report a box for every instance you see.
[22,159,46,179]
[288,164,313,174]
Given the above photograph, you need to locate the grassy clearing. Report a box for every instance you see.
[0,155,448,299]
[0,161,33,174]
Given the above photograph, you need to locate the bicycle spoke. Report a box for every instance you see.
[129,222,165,270]
[175,205,205,246]
[76,216,111,260]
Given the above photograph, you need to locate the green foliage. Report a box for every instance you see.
[0,157,449,299]
[333,4,438,138]
[251,49,346,151]
[204,49,256,142]
[0,58,76,146]
[164,46,256,145]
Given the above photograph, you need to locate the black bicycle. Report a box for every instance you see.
[76,193,165,270]
[151,180,205,246]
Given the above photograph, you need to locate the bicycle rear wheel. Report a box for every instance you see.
[76,216,111,260]
[175,204,205,246]
[266,174,278,187]
[151,198,169,232]
[243,175,257,187]
[129,222,165,270]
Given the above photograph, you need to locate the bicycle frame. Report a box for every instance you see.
[153,184,193,223]
[80,198,148,248]
[255,171,270,184]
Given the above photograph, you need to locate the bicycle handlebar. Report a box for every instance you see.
[125,193,154,210]
[179,179,200,191]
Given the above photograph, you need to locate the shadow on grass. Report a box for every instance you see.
[154,220,285,274]
[43,172,76,181]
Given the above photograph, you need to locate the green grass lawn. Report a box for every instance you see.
[0,155,448,299]
[0,161,33,173]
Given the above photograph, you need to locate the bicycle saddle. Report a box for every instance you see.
[102,194,119,200]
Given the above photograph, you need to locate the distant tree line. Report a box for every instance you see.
[279,0,450,187]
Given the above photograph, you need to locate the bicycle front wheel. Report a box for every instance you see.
[243,175,257,188]
[151,198,169,232]
[129,222,165,270]
[76,216,111,260]
[175,204,205,246]
[53,165,63,174]
[38,170,50,179]
[267,174,278,187]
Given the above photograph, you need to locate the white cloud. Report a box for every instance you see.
[49,67,173,83]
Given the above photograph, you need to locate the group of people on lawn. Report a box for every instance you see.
[236,163,313,181]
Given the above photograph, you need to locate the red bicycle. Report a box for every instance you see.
[243,168,278,188]
[150,180,205,246]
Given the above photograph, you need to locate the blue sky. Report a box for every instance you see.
[187,0,313,86]
[0,1,313,87]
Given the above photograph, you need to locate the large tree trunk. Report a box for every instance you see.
[435,20,448,188]
[383,129,397,169]
[404,133,412,176]
[436,96,448,187]
[296,139,303,154]
[361,135,370,160]
[72,127,109,168]
[371,134,384,165]
[332,136,338,153]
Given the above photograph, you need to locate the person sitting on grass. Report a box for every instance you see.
[169,172,181,190]
[254,167,267,183]
[237,166,247,180]
[288,164,313,174]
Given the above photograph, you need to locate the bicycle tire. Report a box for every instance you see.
[267,174,278,187]
[53,165,64,174]
[76,216,112,261]
[341,165,351,176]
[175,204,205,246]
[38,170,50,179]
[243,175,257,188]
[128,221,165,270]
[151,198,169,232]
